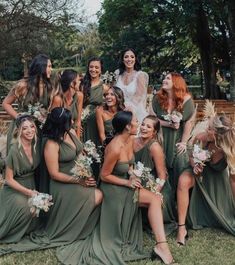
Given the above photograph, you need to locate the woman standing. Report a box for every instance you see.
[3,54,53,152]
[134,115,177,235]
[151,72,195,190]
[81,57,109,146]
[176,115,235,246]
[96,86,125,144]
[49,69,83,138]
[115,48,149,123]
[0,115,40,243]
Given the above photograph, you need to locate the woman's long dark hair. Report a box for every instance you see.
[42,107,72,142]
[27,54,52,105]
[118,48,141,75]
[112,111,133,135]
[81,57,103,106]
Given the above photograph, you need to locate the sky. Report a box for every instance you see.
[83,0,102,22]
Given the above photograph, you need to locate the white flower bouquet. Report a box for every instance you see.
[192,143,212,166]
[162,110,183,124]
[28,192,53,217]
[81,105,94,123]
[0,174,5,189]
[101,71,117,85]
[130,162,164,203]
[70,140,101,181]
[27,102,48,128]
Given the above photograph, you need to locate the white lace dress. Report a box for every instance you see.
[116,70,149,123]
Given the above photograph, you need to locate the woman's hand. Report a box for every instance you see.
[127,176,142,189]
[193,163,204,175]
[79,177,96,187]
[27,189,39,197]
[176,142,187,154]
[170,122,180,130]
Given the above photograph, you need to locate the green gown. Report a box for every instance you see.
[0,141,40,243]
[104,118,113,138]
[134,140,177,235]
[56,158,149,265]
[152,97,195,189]
[82,82,104,146]
[187,159,235,235]
[0,132,100,255]
[7,81,50,153]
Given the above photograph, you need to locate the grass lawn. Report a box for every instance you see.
[0,228,234,265]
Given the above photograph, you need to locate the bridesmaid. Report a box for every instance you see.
[96,86,125,144]
[134,115,177,235]
[2,54,53,152]
[0,114,40,243]
[49,69,83,138]
[177,115,235,246]
[151,72,195,191]
[57,111,175,265]
[81,57,109,146]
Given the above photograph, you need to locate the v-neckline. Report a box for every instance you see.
[21,145,34,166]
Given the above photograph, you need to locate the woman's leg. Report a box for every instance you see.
[95,188,103,206]
[139,189,173,264]
[176,171,195,244]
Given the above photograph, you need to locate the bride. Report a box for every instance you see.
[115,48,149,123]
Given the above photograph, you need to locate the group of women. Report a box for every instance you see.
[0,49,234,265]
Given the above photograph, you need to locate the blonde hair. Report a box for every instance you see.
[213,115,235,174]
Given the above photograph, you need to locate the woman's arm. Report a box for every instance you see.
[150,142,167,191]
[49,95,62,111]
[44,139,95,186]
[5,167,37,196]
[96,106,106,143]
[76,91,84,138]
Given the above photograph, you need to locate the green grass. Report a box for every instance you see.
[0,228,234,265]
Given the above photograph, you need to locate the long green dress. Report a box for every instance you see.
[0,141,40,243]
[134,140,177,235]
[187,159,235,235]
[104,118,113,138]
[56,158,149,265]
[152,97,195,190]
[0,132,100,255]
[82,82,104,146]
[7,81,50,153]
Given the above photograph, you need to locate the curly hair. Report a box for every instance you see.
[213,115,235,174]
[156,72,189,112]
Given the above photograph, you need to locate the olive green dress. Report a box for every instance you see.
[187,159,235,235]
[82,82,104,146]
[152,97,195,189]
[0,132,100,255]
[56,158,149,265]
[7,81,50,153]
[135,140,177,235]
[0,141,40,243]
[104,118,113,138]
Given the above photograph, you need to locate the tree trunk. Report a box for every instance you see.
[194,0,218,99]
[227,0,235,101]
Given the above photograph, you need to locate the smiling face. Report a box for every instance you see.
[46,59,52,79]
[20,120,36,141]
[105,88,117,107]
[123,50,136,70]
[129,115,139,135]
[89,60,102,79]
[162,73,173,92]
[140,118,156,139]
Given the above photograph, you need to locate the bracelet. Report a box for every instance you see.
[156,178,165,187]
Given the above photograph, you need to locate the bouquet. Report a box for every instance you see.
[70,140,101,181]
[27,102,48,128]
[0,174,5,189]
[28,192,53,217]
[101,71,117,86]
[162,110,183,124]
[191,142,213,181]
[130,162,164,203]
[81,105,94,123]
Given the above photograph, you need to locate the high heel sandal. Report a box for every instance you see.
[151,241,175,264]
[177,224,189,246]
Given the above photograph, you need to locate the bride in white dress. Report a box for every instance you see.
[115,48,149,123]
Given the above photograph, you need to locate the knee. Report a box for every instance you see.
[178,173,193,192]
[95,189,103,206]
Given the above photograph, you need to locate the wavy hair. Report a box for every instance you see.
[103,86,125,111]
[142,115,163,145]
[213,115,235,174]
[156,72,189,112]
[118,48,141,75]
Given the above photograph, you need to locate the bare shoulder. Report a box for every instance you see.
[183,93,192,103]
[149,141,163,155]
[52,95,62,105]
[76,91,83,100]
[45,139,59,151]
[105,139,121,156]
[96,105,104,113]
